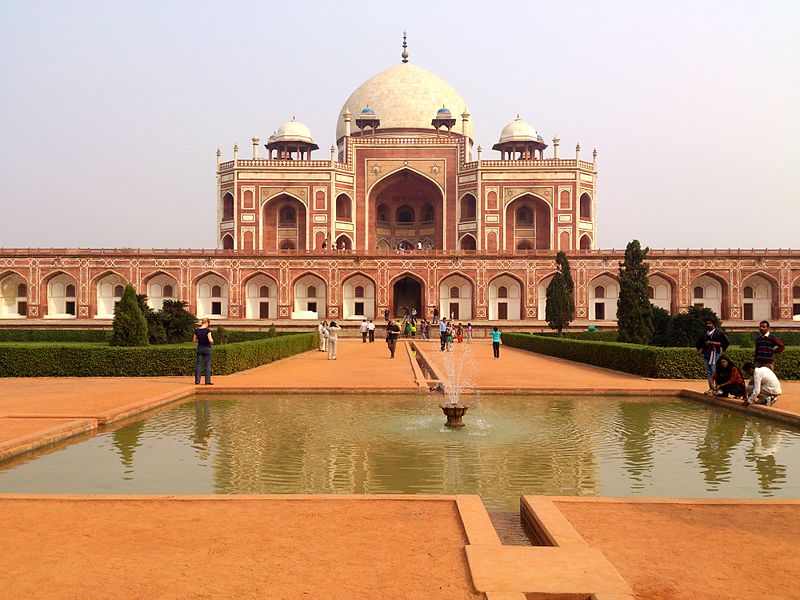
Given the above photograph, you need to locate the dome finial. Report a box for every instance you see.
[401,31,409,63]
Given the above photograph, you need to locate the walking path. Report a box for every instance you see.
[2,340,800,599]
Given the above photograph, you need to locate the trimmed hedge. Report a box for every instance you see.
[0,333,316,377]
[532,330,620,342]
[726,330,800,348]
[0,329,111,342]
[503,333,800,379]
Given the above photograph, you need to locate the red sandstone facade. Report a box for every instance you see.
[1,57,798,328]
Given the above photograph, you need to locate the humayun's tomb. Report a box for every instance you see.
[1,42,799,329]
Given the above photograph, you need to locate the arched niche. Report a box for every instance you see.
[588,274,619,321]
[342,274,375,319]
[244,273,278,319]
[0,272,28,318]
[741,273,777,321]
[334,234,353,250]
[690,274,726,319]
[505,194,551,250]
[459,194,476,222]
[196,273,229,318]
[263,193,307,251]
[146,272,179,311]
[579,234,592,251]
[221,234,234,250]
[293,273,326,319]
[647,274,673,314]
[579,193,592,220]
[488,274,522,320]
[46,273,78,318]
[537,274,554,321]
[439,274,473,321]
[336,193,353,222]
[459,234,477,251]
[222,192,234,221]
[95,272,127,318]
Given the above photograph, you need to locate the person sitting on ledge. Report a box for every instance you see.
[712,355,746,398]
[742,361,782,407]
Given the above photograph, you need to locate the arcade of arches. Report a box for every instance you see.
[2,257,798,324]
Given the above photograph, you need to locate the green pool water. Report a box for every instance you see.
[1,395,798,511]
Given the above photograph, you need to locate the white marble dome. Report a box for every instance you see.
[274,117,316,144]
[498,116,542,144]
[337,63,473,141]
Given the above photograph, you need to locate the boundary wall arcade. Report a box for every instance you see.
[1,248,799,326]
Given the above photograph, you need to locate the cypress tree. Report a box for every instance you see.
[546,252,574,335]
[617,240,654,344]
[110,283,149,346]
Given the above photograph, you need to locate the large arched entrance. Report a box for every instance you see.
[392,276,422,318]
[369,169,444,250]
[505,194,551,250]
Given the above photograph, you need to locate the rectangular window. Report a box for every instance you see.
[307,301,317,313]
[66,301,76,316]
[793,303,800,316]
[595,302,605,320]
[17,302,27,316]
[354,302,364,316]
[259,302,270,319]
[211,301,222,315]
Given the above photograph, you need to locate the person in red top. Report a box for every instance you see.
[712,356,746,398]
[753,321,785,368]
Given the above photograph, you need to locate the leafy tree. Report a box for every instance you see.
[650,305,672,347]
[135,293,167,344]
[617,240,654,344]
[160,299,197,344]
[110,283,149,347]
[546,252,575,335]
[664,305,721,347]
[214,325,229,345]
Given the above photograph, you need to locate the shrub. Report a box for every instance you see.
[0,333,317,377]
[110,284,149,347]
[663,305,721,348]
[161,300,196,343]
[214,325,229,345]
[650,305,672,347]
[503,333,800,379]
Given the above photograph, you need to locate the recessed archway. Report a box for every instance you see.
[690,273,727,319]
[196,273,229,318]
[488,274,522,320]
[293,273,326,319]
[46,272,78,318]
[588,273,619,321]
[741,273,777,321]
[369,169,444,250]
[244,273,278,319]
[0,272,28,318]
[391,275,423,318]
[342,273,376,319]
[439,274,473,321]
[505,194,551,250]
[262,193,307,251]
[145,272,179,311]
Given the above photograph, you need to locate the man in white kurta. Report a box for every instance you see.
[743,362,782,406]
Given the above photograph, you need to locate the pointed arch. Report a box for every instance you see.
[243,271,279,319]
[648,270,678,314]
[143,270,180,310]
[341,271,377,319]
[438,272,475,321]
[740,270,779,321]
[504,192,552,251]
[43,270,78,318]
[458,234,477,251]
[0,270,29,318]
[689,271,729,319]
[588,272,620,321]
[292,272,326,319]
[488,272,524,320]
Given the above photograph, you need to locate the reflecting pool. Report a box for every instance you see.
[1,395,798,510]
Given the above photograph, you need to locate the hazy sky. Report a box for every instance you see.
[1,1,798,250]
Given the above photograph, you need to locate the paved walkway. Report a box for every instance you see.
[2,341,800,599]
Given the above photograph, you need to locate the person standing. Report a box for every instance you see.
[490,326,502,359]
[318,321,328,352]
[695,318,729,393]
[742,361,782,406]
[368,320,375,343]
[360,319,369,343]
[438,317,448,351]
[466,322,473,343]
[193,318,214,385]
[456,322,464,343]
[326,321,341,360]
[432,307,439,325]
[386,319,401,358]
[754,320,785,368]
